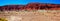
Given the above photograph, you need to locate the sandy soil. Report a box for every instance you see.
[0,10,60,21]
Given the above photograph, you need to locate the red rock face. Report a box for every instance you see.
[0,3,60,11]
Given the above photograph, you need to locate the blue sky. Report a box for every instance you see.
[0,0,60,6]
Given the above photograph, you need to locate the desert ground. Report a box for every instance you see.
[0,10,60,21]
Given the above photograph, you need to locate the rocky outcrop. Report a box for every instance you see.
[0,3,60,11]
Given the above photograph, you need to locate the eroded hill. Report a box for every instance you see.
[0,3,60,11]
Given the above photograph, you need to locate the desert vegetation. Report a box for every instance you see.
[0,3,60,21]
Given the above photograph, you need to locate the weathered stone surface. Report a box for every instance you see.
[0,3,60,11]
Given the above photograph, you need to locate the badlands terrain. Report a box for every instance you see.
[0,3,60,21]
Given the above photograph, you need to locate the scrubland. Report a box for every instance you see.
[0,10,60,21]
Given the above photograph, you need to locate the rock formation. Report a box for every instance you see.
[0,3,60,11]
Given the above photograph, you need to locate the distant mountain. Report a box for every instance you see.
[0,3,60,11]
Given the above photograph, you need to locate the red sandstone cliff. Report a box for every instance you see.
[0,3,60,11]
